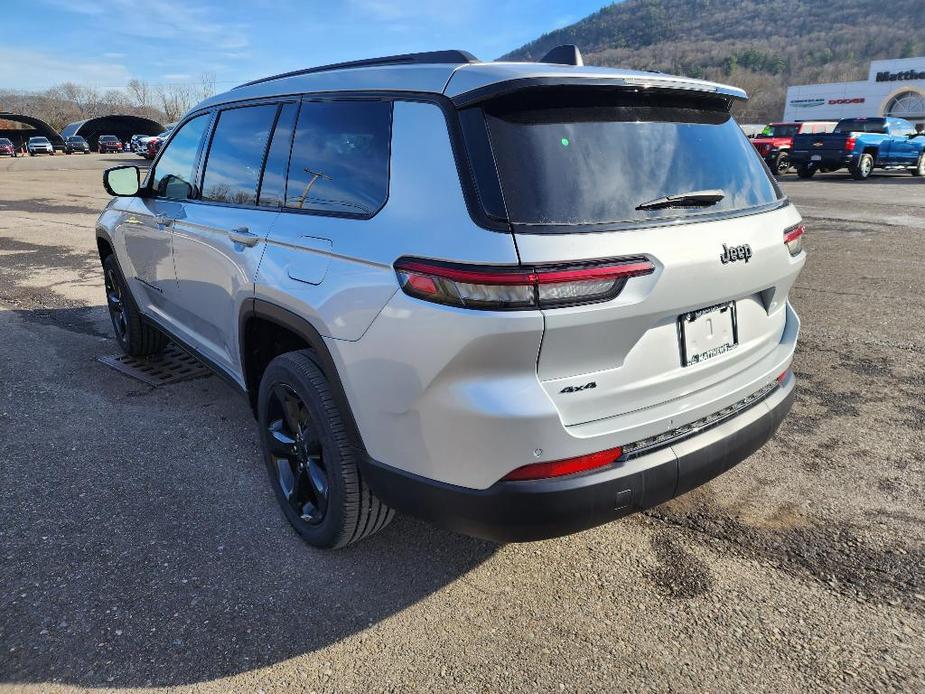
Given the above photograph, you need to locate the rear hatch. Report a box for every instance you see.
[458,86,801,426]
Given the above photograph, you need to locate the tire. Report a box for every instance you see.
[912,153,925,177]
[773,151,790,175]
[796,164,816,179]
[850,153,874,180]
[258,350,393,549]
[102,254,167,357]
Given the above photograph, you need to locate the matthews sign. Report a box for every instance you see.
[876,69,925,82]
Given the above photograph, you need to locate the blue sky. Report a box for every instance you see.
[0,0,610,92]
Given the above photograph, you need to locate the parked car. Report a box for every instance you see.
[0,137,15,156]
[63,135,90,154]
[790,117,925,179]
[96,47,805,548]
[27,136,54,156]
[129,134,148,153]
[751,121,837,175]
[97,135,123,153]
[143,133,168,159]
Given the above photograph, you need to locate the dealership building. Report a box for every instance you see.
[783,57,925,126]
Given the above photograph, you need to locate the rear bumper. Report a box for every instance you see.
[361,375,795,542]
[790,151,855,168]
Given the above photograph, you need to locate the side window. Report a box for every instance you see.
[201,104,278,205]
[284,100,392,216]
[151,114,210,200]
[257,102,299,208]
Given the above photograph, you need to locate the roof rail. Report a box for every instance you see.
[235,50,479,89]
[540,44,583,67]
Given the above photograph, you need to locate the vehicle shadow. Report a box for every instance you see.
[0,305,499,689]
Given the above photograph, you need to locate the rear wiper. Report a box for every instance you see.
[635,189,726,211]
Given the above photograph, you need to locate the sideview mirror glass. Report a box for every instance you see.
[104,166,140,197]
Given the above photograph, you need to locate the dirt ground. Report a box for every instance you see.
[0,153,923,693]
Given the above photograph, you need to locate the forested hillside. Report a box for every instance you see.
[503,0,925,121]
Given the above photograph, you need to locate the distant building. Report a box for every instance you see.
[783,57,925,126]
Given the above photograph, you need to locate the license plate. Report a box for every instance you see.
[811,154,822,161]
[679,302,738,366]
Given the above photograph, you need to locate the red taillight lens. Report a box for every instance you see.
[844,136,856,152]
[784,223,804,256]
[394,257,655,310]
[502,447,624,481]
[777,368,790,383]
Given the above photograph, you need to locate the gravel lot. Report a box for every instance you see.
[0,153,923,693]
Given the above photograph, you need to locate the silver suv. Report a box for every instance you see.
[97,47,805,548]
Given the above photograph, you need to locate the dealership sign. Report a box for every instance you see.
[789,98,825,108]
[876,69,925,82]
[789,97,865,107]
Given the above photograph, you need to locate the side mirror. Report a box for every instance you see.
[103,165,141,197]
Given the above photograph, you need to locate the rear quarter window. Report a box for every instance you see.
[283,100,392,217]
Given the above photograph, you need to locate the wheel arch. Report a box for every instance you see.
[239,299,366,450]
[96,229,115,264]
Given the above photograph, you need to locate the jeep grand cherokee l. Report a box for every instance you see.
[96,47,805,548]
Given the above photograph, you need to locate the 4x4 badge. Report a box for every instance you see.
[720,243,752,264]
[560,381,597,394]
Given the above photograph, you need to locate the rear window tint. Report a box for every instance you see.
[468,88,782,230]
[201,104,277,205]
[257,102,298,208]
[284,100,391,217]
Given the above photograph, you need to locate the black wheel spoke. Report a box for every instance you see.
[274,384,302,434]
[268,420,298,458]
[307,457,328,502]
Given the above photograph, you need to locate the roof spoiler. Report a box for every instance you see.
[540,44,583,66]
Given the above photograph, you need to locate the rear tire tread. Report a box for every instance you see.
[263,351,392,548]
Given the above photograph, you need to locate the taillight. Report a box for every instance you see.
[784,223,804,256]
[502,447,624,481]
[394,257,655,311]
[844,136,856,152]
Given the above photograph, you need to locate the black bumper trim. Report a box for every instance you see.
[360,385,796,543]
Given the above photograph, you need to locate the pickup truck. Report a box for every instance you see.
[751,121,836,175]
[789,117,925,180]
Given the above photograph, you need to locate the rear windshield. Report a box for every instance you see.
[834,119,886,134]
[467,88,781,229]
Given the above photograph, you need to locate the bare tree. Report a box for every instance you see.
[157,83,195,122]
[198,72,217,102]
[127,78,152,109]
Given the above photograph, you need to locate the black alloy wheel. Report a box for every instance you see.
[266,383,330,526]
[104,264,127,343]
[257,351,393,549]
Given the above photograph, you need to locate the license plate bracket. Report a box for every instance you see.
[678,302,738,366]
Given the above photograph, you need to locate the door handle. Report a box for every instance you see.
[228,226,260,247]
[154,214,174,227]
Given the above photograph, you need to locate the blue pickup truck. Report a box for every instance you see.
[789,117,925,180]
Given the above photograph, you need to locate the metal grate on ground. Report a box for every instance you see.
[97,344,212,387]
